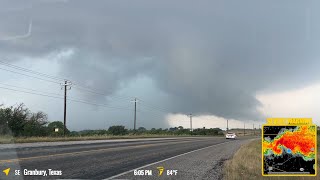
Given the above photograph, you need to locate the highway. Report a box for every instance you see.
[0,137,254,179]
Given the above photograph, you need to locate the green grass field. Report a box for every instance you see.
[224,139,319,180]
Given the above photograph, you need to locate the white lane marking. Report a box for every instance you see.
[104,141,232,180]
[0,137,212,150]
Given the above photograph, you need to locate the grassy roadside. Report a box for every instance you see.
[224,139,319,180]
[0,134,212,144]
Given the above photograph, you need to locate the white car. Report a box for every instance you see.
[226,132,237,139]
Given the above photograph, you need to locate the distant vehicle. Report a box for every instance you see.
[226,132,237,139]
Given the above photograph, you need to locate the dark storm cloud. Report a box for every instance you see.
[1,0,320,121]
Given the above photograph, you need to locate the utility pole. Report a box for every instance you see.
[61,80,72,136]
[227,119,229,133]
[253,123,255,136]
[132,98,138,131]
[244,123,245,136]
[189,114,193,135]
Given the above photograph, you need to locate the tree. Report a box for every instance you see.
[0,103,53,137]
[137,127,147,133]
[23,111,49,136]
[169,127,178,131]
[0,104,30,136]
[0,106,12,135]
[108,125,128,135]
[47,121,68,136]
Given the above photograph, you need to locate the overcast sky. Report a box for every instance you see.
[0,0,320,131]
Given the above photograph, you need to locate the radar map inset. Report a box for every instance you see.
[262,123,316,176]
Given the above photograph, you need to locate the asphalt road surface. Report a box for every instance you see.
[0,137,254,179]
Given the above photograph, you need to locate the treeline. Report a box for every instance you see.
[0,103,223,137]
[70,126,224,136]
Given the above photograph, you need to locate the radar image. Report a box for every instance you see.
[262,124,316,176]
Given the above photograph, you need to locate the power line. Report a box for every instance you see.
[0,86,133,111]
[67,98,132,111]
[139,106,174,117]
[139,103,170,114]
[0,60,198,131]
[0,83,134,110]
[0,59,134,101]
[0,82,63,97]
[0,83,128,107]
[0,67,61,84]
[0,86,62,99]
[0,60,65,81]
[0,83,133,107]
[0,84,192,129]
[138,99,174,113]
[0,60,175,111]
[72,86,133,101]
[0,60,191,125]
